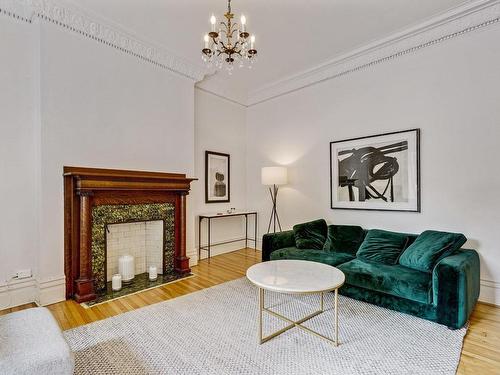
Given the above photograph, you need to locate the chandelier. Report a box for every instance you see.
[201,0,258,72]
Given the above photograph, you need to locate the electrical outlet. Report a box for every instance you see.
[16,269,32,279]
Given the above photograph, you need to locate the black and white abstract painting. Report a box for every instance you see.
[330,129,420,212]
[205,151,230,203]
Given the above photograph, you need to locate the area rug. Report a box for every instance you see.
[64,278,467,374]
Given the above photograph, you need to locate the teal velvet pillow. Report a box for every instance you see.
[293,219,328,250]
[356,229,409,265]
[323,225,366,255]
[399,230,467,273]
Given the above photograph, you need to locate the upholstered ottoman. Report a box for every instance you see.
[0,307,74,375]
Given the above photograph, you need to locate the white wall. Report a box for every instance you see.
[194,89,249,260]
[0,10,199,307]
[0,16,38,309]
[37,21,196,304]
[0,7,248,309]
[246,25,500,304]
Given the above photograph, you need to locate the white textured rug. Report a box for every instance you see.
[64,278,466,374]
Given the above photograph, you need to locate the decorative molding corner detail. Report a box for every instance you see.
[195,86,248,108]
[248,0,500,106]
[1,0,206,81]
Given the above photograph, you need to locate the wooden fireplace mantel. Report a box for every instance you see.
[63,166,197,303]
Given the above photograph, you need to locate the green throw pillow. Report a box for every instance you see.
[293,219,328,250]
[323,225,366,255]
[356,229,409,265]
[399,230,467,272]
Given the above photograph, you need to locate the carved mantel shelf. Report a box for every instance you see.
[63,166,197,303]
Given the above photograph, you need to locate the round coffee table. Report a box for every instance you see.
[246,260,345,346]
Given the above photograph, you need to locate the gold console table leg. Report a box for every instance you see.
[258,288,339,346]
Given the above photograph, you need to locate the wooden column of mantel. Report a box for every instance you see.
[74,191,96,302]
[174,192,190,273]
[64,166,197,303]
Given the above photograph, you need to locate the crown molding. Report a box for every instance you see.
[0,0,33,22]
[0,0,207,81]
[247,0,500,107]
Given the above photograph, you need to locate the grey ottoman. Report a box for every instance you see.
[0,307,74,375]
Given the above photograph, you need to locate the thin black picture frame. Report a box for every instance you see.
[205,151,231,204]
[329,128,421,212]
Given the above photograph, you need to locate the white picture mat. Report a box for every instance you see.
[207,153,229,201]
[331,130,419,211]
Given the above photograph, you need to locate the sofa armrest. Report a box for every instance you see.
[432,249,480,328]
[261,230,295,261]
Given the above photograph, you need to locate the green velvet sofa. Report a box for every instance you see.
[261,221,480,329]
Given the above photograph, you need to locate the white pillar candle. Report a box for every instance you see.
[149,266,158,281]
[119,255,135,283]
[112,274,122,291]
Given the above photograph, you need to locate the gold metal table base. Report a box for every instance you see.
[258,288,339,346]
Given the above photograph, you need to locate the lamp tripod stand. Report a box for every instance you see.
[267,184,282,233]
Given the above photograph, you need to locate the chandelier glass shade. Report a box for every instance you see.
[202,0,258,73]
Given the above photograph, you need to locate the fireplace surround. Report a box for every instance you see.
[92,203,174,291]
[64,166,196,303]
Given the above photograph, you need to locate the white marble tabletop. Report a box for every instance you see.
[246,260,345,294]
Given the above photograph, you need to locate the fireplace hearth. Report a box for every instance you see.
[64,166,196,303]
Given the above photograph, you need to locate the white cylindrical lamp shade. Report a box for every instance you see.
[261,167,288,185]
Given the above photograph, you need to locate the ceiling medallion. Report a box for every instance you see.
[201,0,258,73]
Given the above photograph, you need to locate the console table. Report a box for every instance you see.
[198,211,258,261]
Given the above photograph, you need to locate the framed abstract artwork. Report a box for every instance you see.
[205,151,230,203]
[330,129,420,212]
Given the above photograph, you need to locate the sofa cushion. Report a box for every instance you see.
[323,225,366,255]
[399,230,467,273]
[293,219,328,250]
[338,259,432,304]
[270,247,355,266]
[356,229,409,265]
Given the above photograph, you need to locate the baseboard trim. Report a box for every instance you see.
[36,276,66,306]
[0,278,38,310]
[479,279,500,306]
[189,238,262,266]
[197,237,247,261]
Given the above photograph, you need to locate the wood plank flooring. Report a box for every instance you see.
[1,248,499,374]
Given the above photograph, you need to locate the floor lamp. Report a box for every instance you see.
[261,166,288,233]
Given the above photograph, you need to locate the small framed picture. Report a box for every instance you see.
[330,129,420,212]
[205,151,230,203]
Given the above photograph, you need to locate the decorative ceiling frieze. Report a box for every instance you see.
[0,0,207,81]
[2,0,499,104]
[247,0,500,106]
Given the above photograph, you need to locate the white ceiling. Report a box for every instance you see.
[75,0,472,104]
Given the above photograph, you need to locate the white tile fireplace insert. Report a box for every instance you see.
[106,220,163,282]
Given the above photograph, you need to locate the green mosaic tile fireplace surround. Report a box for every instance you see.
[91,203,175,292]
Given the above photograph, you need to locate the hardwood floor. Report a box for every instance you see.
[1,248,499,374]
